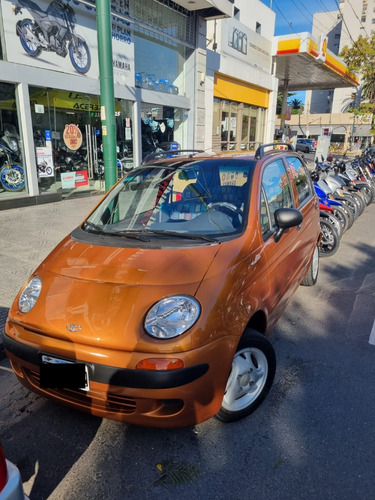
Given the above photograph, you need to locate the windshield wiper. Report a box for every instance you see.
[83,223,150,241]
[108,230,151,241]
[82,221,106,235]
[83,223,216,242]
[142,229,217,242]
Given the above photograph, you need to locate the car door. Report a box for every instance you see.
[259,158,305,327]
[283,154,319,262]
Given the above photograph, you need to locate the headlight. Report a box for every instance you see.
[9,139,18,152]
[145,295,200,339]
[18,276,42,313]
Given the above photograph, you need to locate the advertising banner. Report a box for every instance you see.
[36,147,54,178]
[63,124,83,151]
[61,170,89,188]
[61,172,76,189]
[0,0,134,85]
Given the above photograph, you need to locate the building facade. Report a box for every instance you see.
[205,0,278,153]
[0,0,279,208]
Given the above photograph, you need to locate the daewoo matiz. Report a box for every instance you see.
[4,144,320,428]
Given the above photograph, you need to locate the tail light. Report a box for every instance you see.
[0,443,8,491]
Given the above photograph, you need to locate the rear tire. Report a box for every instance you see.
[18,19,41,57]
[216,329,276,423]
[301,244,319,286]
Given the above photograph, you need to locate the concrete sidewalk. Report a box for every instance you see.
[0,193,103,355]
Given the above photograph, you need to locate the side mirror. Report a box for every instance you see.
[273,208,303,243]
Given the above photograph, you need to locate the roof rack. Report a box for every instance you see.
[254,143,295,160]
[142,149,206,164]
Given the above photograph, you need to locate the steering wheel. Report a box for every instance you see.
[207,202,243,227]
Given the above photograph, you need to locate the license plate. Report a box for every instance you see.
[40,355,90,391]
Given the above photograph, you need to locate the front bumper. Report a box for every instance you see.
[4,334,208,390]
[4,328,237,428]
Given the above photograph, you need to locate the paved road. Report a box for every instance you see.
[0,194,103,351]
[1,195,375,500]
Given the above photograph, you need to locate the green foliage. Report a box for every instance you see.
[340,34,375,107]
[155,460,200,488]
[277,92,296,114]
[340,34,375,133]
[288,98,303,110]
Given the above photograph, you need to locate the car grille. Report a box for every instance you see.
[24,367,137,415]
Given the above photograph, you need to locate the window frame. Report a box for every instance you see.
[259,158,295,241]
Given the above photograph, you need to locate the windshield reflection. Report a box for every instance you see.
[85,159,253,239]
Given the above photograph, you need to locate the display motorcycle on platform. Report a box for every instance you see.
[0,124,25,192]
[12,0,91,74]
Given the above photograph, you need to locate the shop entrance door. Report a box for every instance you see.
[85,124,100,181]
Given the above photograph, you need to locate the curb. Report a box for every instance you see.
[0,308,9,361]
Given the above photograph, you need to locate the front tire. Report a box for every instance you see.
[216,329,276,423]
[319,218,340,257]
[0,165,25,191]
[332,205,350,233]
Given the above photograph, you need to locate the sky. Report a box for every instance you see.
[261,0,339,36]
[261,0,340,104]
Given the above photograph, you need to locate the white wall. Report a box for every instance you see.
[205,0,278,145]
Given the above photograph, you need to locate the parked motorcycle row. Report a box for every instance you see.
[312,147,375,258]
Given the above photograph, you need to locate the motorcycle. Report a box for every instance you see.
[12,0,91,74]
[37,159,53,176]
[314,158,361,221]
[313,180,353,232]
[0,124,25,192]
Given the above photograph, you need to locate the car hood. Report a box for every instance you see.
[11,236,221,351]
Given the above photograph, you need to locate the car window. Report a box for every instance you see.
[285,156,313,205]
[85,159,255,240]
[260,159,294,236]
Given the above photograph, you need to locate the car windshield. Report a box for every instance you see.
[84,159,254,240]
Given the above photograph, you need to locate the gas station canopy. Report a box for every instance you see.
[273,33,359,92]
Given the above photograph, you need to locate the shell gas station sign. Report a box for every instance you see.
[273,33,359,91]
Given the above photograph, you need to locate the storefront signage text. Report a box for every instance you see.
[63,124,83,151]
[112,0,132,44]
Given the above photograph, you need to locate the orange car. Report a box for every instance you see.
[4,144,320,428]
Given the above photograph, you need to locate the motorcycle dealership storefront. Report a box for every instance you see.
[0,0,211,207]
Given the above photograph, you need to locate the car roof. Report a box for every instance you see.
[140,143,299,166]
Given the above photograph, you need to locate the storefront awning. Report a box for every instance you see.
[273,33,359,92]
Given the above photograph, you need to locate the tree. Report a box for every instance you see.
[288,98,304,114]
[340,33,375,133]
[276,92,296,115]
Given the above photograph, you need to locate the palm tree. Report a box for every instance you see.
[362,77,375,103]
[288,98,303,111]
